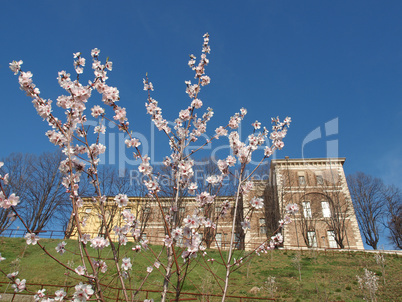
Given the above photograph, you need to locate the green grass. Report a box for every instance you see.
[0,237,401,301]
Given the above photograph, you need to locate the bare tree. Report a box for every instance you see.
[347,172,385,250]
[22,151,70,233]
[318,167,354,249]
[0,153,32,234]
[1,151,69,233]
[383,185,402,249]
[263,183,281,239]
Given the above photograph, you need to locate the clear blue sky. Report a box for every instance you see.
[1,0,401,249]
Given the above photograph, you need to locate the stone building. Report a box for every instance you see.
[268,157,364,250]
[70,157,364,251]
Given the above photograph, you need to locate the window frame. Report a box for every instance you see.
[302,201,312,218]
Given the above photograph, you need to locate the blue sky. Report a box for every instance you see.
[1,0,401,249]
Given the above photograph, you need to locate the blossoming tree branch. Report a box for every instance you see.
[1,34,296,302]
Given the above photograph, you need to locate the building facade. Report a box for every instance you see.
[70,157,364,251]
[269,157,364,250]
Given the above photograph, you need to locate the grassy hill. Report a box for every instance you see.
[0,237,400,301]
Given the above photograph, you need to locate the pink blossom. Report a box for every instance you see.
[215,126,228,138]
[94,260,107,273]
[184,215,200,229]
[7,271,18,279]
[163,235,173,247]
[90,236,109,249]
[34,288,46,300]
[25,233,40,245]
[241,220,251,230]
[172,227,183,240]
[91,48,100,57]
[75,265,86,276]
[121,257,132,271]
[54,289,67,301]
[285,203,299,215]
[125,138,141,148]
[264,146,273,157]
[252,120,261,129]
[226,155,236,167]
[9,60,23,75]
[73,283,94,301]
[94,125,106,134]
[143,78,154,91]
[12,279,26,292]
[132,244,141,252]
[250,197,264,210]
[80,234,91,244]
[196,192,214,206]
[105,61,113,71]
[114,193,129,207]
[55,241,67,254]
[191,98,203,108]
[113,106,127,123]
[188,182,198,195]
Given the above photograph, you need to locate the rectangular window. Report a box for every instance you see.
[141,233,147,242]
[316,174,324,185]
[162,207,169,215]
[259,218,267,234]
[302,201,312,218]
[307,231,317,248]
[143,206,151,213]
[215,233,222,248]
[299,175,306,186]
[321,201,331,218]
[179,207,185,214]
[234,233,241,249]
[327,231,338,248]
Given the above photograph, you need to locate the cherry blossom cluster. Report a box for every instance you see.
[7,271,26,293]
[73,283,94,302]
[285,203,299,215]
[93,260,108,274]
[255,232,284,256]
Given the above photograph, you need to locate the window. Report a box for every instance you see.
[327,230,338,248]
[179,207,186,214]
[141,233,147,242]
[162,207,169,215]
[298,175,306,186]
[143,206,151,213]
[321,201,331,218]
[215,206,222,216]
[259,218,267,235]
[316,174,324,185]
[215,233,222,247]
[307,231,317,248]
[234,233,241,249]
[302,201,312,218]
